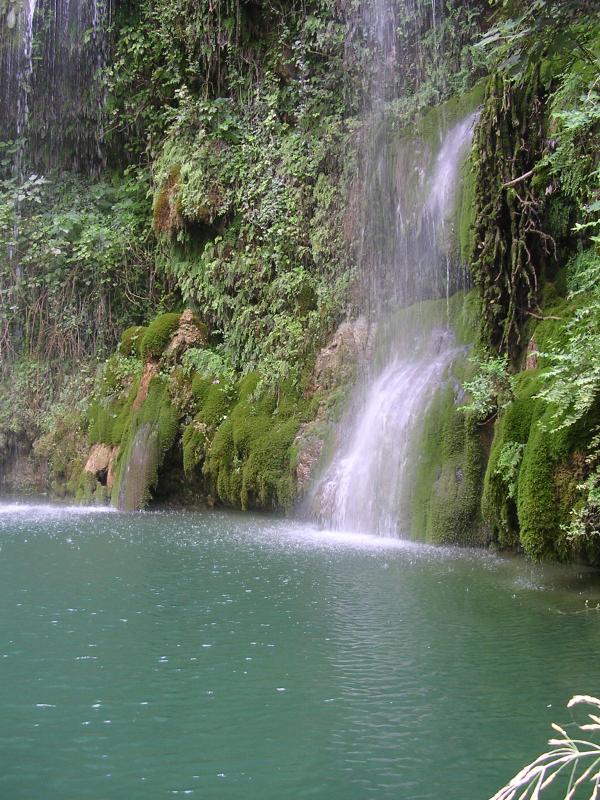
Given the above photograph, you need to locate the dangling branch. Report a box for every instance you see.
[502,169,534,189]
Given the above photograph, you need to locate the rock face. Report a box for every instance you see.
[294,429,324,494]
[163,310,208,364]
[132,362,159,413]
[293,318,374,495]
[84,444,118,489]
[525,337,538,371]
[310,317,374,394]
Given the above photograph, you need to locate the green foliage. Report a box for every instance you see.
[0,358,95,496]
[140,312,181,360]
[0,168,161,364]
[566,458,600,549]
[106,0,349,163]
[460,354,513,423]
[152,89,352,386]
[120,326,147,358]
[495,441,525,500]
[182,348,235,389]
[536,251,600,432]
[476,0,598,82]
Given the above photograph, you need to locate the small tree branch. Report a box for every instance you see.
[503,169,534,189]
[526,310,561,321]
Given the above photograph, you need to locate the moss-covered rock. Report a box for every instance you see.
[140,313,182,360]
[411,379,485,546]
[481,301,600,562]
[111,375,180,511]
[119,326,147,358]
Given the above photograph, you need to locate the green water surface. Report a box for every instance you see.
[1,503,600,799]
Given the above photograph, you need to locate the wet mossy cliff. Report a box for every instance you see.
[3,0,600,564]
[79,308,363,513]
[410,5,600,564]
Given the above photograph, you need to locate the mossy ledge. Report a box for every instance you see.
[82,310,321,512]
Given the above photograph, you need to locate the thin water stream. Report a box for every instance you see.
[1,504,600,799]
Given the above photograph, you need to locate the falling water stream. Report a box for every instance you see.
[314,0,477,537]
[0,0,111,174]
[314,118,476,535]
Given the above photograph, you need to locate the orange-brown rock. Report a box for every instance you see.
[84,443,119,489]
[164,309,208,364]
[132,362,159,412]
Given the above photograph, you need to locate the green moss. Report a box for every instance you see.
[409,290,487,545]
[481,320,600,560]
[119,326,147,357]
[88,376,140,447]
[153,165,182,236]
[411,381,485,546]
[517,404,567,559]
[482,372,541,548]
[414,81,486,150]
[140,313,181,360]
[457,153,476,263]
[202,376,308,510]
[182,380,234,478]
[111,376,179,510]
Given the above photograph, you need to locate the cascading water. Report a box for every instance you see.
[313,0,476,537]
[0,0,112,175]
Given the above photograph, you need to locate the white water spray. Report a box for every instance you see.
[315,333,460,535]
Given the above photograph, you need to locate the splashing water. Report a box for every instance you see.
[315,332,461,536]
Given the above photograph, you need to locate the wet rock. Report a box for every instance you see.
[163,309,208,364]
[293,428,324,494]
[310,317,374,394]
[84,443,118,489]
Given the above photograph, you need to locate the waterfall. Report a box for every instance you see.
[313,0,476,537]
[0,0,112,175]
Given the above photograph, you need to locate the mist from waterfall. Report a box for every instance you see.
[313,0,476,537]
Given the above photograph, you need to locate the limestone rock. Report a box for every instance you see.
[163,309,208,364]
[525,337,538,371]
[311,317,374,394]
[293,427,324,494]
[84,443,118,489]
[133,362,159,412]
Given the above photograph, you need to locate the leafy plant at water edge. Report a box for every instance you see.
[491,695,600,800]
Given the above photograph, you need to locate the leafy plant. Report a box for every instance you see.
[181,348,235,388]
[491,695,600,800]
[537,251,600,432]
[495,441,525,500]
[461,355,513,423]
